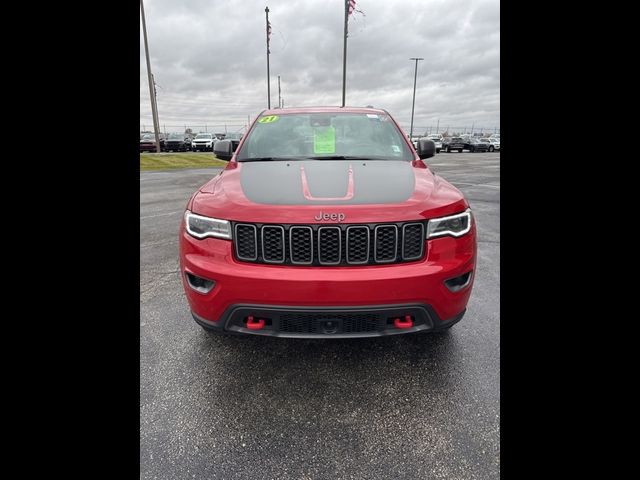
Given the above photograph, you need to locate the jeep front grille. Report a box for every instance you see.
[232,221,425,266]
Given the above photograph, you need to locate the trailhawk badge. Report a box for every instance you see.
[314,212,346,222]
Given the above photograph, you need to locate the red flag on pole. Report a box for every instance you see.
[348,0,356,16]
[348,0,364,18]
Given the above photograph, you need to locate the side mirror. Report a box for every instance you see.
[416,138,436,159]
[213,139,233,161]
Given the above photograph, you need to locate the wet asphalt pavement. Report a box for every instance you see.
[140,152,500,479]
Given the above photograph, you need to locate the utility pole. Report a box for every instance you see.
[341,0,348,107]
[278,75,281,108]
[151,74,161,136]
[436,119,440,134]
[409,57,423,141]
[140,0,161,153]
[265,6,271,109]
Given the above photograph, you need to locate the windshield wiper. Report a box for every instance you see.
[239,157,293,162]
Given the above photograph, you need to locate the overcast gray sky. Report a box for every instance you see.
[140,0,499,134]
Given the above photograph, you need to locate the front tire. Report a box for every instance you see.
[459,149,463,153]
[446,146,451,153]
[489,146,494,152]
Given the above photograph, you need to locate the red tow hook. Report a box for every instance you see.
[246,315,266,330]
[394,315,414,329]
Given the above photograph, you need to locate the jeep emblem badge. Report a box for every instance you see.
[314,212,346,222]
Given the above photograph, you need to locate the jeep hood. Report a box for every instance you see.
[191,160,467,224]
[240,160,415,205]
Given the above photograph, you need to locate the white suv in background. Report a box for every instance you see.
[487,137,500,152]
[191,133,217,152]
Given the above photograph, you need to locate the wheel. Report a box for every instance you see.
[446,146,451,153]
[459,149,463,153]
[436,148,440,153]
[489,146,494,152]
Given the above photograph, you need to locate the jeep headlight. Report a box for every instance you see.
[427,209,472,239]
[184,211,232,240]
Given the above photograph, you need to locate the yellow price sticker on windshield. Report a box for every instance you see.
[258,115,279,123]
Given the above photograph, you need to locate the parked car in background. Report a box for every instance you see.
[223,132,244,152]
[466,138,490,152]
[140,133,166,152]
[165,133,192,152]
[426,135,443,153]
[486,137,500,151]
[192,133,216,151]
[442,137,465,153]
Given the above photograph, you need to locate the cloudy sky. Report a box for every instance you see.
[140,0,499,134]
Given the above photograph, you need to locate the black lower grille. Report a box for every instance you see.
[279,313,383,333]
[223,305,435,336]
[233,221,427,266]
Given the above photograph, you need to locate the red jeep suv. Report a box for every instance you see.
[179,107,476,338]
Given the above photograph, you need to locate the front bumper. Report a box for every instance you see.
[192,304,466,338]
[180,224,476,337]
[193,144,212,150]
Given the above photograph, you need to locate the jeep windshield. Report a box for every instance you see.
[237,112,414,162]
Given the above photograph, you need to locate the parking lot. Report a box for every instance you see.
[140,152,500,479]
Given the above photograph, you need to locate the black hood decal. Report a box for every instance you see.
[239,160,415,205]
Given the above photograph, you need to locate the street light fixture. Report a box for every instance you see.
[409,57,424,141]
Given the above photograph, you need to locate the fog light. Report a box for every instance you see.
[444,270,472,292]
[185,272,215,294]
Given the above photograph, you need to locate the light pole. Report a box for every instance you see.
[278,75,282,108]
[140,0,161,153]
[341,0,349,107]
[265,7,271,109]
[409,57,423,141]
